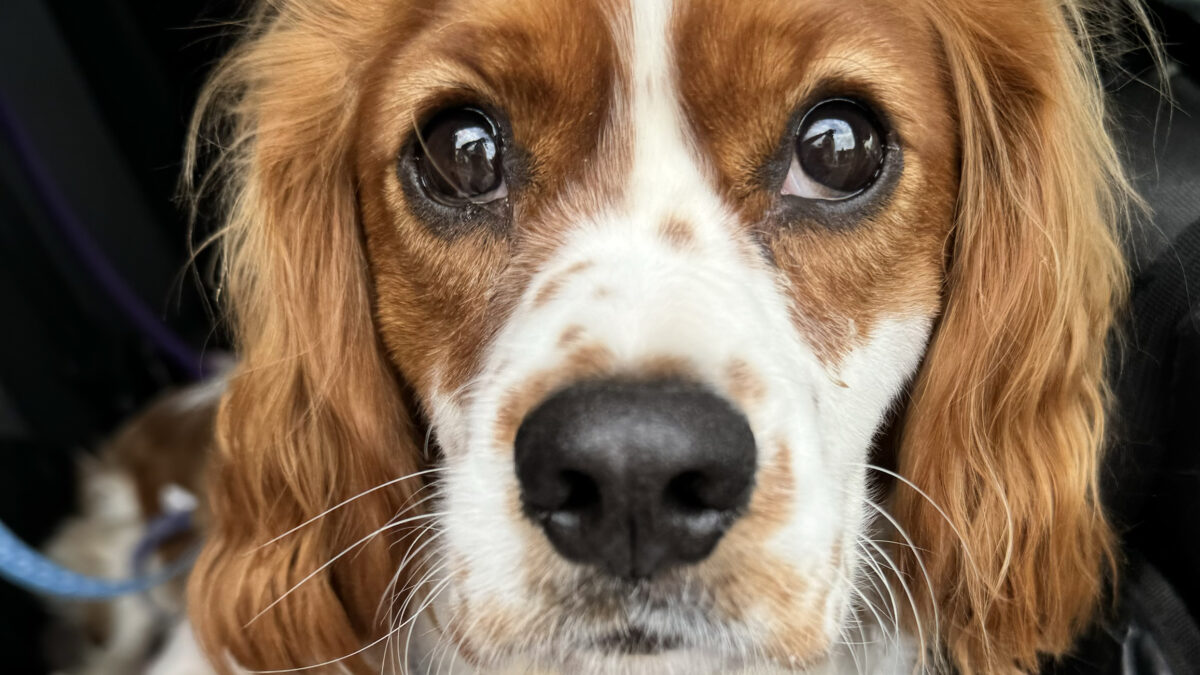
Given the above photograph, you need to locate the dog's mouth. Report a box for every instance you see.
[591,626,684,655]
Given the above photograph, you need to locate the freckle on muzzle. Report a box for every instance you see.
[514,378,756,580]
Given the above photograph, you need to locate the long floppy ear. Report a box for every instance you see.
[894,2,1148,672]
[184,3,425,672]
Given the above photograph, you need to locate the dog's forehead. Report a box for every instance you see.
[390,0,932,127]
[357,0,956,389]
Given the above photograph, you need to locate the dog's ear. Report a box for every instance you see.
[185,3,426,672]
[894,3,1143,672]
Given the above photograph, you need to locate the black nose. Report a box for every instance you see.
[514,378,756,579]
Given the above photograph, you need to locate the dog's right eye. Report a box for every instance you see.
[413,107,508,206]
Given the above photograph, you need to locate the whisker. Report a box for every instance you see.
[246,620,404,674]
[854,539,902,646]
[833,569,875,675]
[859,536,925,665]
[415,585,465,675]
[384,543,448,671]
[839,565,891,650]
[410,588,465,675]
[376,521,444,627]
[252,467,446,550]
[396,575,455,670]
[247,511,443,627]
[854,462,981,577]
[863,498,940,651]
[382,527,447,627]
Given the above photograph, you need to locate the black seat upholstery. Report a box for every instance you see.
[1047,17,1200,674]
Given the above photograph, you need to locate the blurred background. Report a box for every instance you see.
[0,0,1197,673]
[0,0,236,670]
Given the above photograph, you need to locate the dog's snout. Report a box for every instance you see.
[514,378,756,579]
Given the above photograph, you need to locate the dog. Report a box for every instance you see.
[50,0,1157,672]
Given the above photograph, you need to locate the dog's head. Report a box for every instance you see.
[188,0,1136,672]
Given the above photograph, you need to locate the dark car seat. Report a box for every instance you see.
[1046,4,1200,672]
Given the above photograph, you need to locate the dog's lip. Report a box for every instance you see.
[591,626,683,655]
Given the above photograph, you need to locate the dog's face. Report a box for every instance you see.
[190,0,1130,672]
[357,0,953,669]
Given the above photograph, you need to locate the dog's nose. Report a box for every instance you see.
[514,378,756,579]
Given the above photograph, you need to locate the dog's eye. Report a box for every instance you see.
[415,107,507,206]
[783,99,885,200]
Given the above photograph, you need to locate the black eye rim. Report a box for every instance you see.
[396,101,523,237]
[793,97,888,200]
[764,93,904,231]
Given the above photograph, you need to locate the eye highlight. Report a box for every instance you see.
[413,107,508,206]
[783,99,886,201]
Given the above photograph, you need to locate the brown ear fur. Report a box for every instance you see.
[184,2,426,672]
[895,2,1146,672]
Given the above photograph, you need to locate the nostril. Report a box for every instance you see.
[663,470,742,544]
[664,471,710,512]
[524,469,604,536]
[558,470,601,513]
[665,469,747,513]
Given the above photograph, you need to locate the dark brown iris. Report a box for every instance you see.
[796,100,885,197]
[415,107,504,205]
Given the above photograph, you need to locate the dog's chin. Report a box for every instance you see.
[536,643,753,675]
[566,649,734,674]
[484,620,770,674]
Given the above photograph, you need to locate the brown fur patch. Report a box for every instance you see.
[635,354,695,381]
[724,358,766,408]
[658,216,695,250]
[557,324,587,348]
[534,260,595,308]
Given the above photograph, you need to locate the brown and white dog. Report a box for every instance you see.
[56,0,1155,672]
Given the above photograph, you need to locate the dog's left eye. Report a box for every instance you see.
[783,99,886,201]
[414,107,508,206]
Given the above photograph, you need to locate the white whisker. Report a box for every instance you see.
[252,467,446,550]
[859,536,925,663]
[247,511,443,627]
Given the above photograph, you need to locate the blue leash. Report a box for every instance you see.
[0,510,199,599]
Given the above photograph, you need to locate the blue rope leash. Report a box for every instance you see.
[0,511,198,599]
